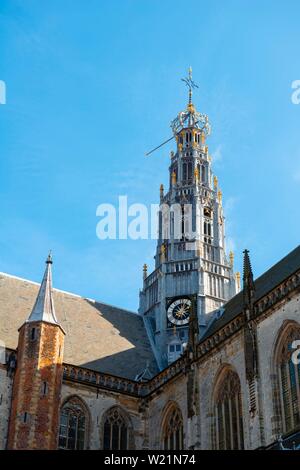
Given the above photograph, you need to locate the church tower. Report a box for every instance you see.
[139,69,239,368]
[7,253,65,449]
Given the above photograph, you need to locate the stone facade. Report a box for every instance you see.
[0,74,299,450]
[0,254,299,449]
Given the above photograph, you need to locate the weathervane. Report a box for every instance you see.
[145,68,210,157]
[181,66,198,105]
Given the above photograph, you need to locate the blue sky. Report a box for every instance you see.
[0,0,300,311]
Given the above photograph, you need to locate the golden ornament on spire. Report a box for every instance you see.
[171,171,177,185]
[213,175,218,188]
[217,189,222,204]
[187,102,195,113]
[160,243,166,263]
[143,263,148,280]
[229,251,234,267]
[236,271,241,290]
[194,166,199,181]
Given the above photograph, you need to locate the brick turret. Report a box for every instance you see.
[7,253,65,449]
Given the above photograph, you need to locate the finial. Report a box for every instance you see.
[217,189,222,204]
[242,249,255,312]
[143,263,148,280]
[194,167,199,182]
[181,66,198,106]
[236,272,241,290]
[160,243,166,263]
[160,183,164,196]
[171,170,177,185]
[213,175,218,189]
[229,251,234,267]
[243,249,254,282]
[26,250,60,327]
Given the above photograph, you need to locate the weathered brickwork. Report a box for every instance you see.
[1,249,300,450]
[2,291,299,450]
[7,322,64,449]
[0,366,13,449]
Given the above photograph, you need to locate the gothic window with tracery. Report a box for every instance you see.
[212,369,244,450]
[58,397,88,450]
[275,324,300,433]
[103,407,130,450]
[162,404,184,450]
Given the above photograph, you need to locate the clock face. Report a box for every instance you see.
[167,298,192,326]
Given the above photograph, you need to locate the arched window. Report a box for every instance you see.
[212,368,244,450]
[274,323,300,434]
[103,407,131,450]
[162,404,184,450]
[59,397,88,450]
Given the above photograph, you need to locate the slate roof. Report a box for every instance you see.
[201,245,300,341]
[0,273,158,380]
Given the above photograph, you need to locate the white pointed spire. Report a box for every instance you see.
[27,252,59,325]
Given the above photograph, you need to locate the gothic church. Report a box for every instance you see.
[1,71,300,450]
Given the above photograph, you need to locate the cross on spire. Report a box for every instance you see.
[181,66,199,104]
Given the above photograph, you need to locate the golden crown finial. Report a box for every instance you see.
[171,170,177,185]
[229,251,234,266]
[213,175,218,188]
[194,166,199,181]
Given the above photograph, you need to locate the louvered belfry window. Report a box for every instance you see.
[212,369,244,450]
